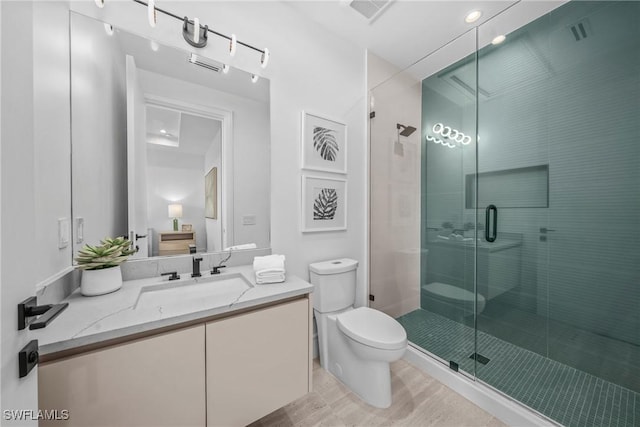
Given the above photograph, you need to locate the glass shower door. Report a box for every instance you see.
[402,30,479,375]
[475,2,640,426]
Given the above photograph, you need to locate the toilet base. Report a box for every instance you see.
[315,309,403,409]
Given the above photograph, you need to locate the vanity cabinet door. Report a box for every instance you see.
[206,298,310,427]
[39,325,206,427]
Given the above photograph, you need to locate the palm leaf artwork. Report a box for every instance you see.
[313,188,338,220]
[313,126,339,162]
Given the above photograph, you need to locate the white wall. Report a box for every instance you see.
[146,149,206,254]
[1,1,52,421]
[0,0,3,412]
[368,52,422,317]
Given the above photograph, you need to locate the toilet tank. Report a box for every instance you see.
[309,258,358,313]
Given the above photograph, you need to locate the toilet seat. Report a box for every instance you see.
[337,307,407,350]
[422,282,486,312]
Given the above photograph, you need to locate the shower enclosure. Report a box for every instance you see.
[369,2,639,426]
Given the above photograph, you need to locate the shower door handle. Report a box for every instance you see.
[485,204,497,242]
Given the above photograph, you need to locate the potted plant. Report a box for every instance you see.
[75,237,136,296]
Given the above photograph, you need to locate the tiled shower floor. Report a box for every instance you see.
[396,309,640,427]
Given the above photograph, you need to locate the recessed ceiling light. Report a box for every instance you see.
[492,35,506,45]
[160,129,167,134]
[465,10,482,24]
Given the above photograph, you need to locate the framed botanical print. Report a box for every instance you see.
[301,111,347,174]
[301,175,347,232]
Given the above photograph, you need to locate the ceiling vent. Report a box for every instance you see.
[349,0,393,23]
[569,19,591,42]
[187,53,222,73]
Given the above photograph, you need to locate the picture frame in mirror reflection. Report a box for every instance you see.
[205,167,217,219]
[301,175,347,232]
[301,112,347,174]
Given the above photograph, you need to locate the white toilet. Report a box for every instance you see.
[310,258,407,409]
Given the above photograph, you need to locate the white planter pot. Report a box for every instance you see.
[81,266,123,296]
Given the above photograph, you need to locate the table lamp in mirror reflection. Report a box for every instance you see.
[168,204,183,231]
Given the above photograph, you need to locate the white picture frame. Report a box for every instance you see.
[301,111,347,174]
[301,175,347,232]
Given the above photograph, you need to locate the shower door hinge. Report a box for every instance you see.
[369,111,375,119]
[369,294,375,301]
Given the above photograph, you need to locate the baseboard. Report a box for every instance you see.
[403,346,560,427]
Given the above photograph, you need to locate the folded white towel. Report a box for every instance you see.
[254,255,286,284]
[256,269,286,284]
[224,243,257,251]
[253,254,285,271]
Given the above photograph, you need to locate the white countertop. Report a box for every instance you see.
[33,265,313,356]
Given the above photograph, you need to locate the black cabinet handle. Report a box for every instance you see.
[485,204,497,242]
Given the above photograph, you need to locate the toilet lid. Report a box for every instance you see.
[337,307,407,350]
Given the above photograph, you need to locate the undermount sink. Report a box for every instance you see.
[134,273,253,312]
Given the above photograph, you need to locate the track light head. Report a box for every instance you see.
[148,0,157,27]
[260,48,270,69]
[230,34,237,56]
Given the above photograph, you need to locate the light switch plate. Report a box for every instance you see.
[242,215,256,226]
[58,218,70,249]
[75,217,84,243]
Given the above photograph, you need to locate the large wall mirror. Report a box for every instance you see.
[70,12,270,260]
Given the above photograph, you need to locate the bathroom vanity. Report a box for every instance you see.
[33,266,313,427]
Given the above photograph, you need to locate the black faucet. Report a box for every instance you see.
[161,271,180,281]
[211,249,233,275]
[192,257,203,278]
[211,265,226,275]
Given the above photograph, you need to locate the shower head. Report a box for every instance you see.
[397,123,417,137]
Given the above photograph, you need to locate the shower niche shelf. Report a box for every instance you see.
[465,164,549,209]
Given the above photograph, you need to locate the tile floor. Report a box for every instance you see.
[251,359,506,427]
[396,308,640,427]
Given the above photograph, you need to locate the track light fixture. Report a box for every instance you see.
[229,34,237,56]
[182,17,208,48]
[260,48,270,69]
[95,0,105,8]
[222,64,230,74]
[103,23,114,36]
[129,1,270,69]
[251,74,259,83]
[148,0,157,27]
